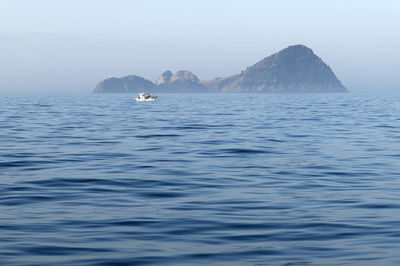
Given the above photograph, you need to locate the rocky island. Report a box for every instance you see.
[93,45,347,93]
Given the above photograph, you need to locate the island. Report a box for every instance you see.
[93,44,347,93]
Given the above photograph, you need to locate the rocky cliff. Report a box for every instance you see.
[93,44,347,93]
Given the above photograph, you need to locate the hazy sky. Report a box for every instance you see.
[1,0,399,93]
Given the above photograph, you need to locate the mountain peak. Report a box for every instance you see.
[285,44,312,51]
[277,44,315,58]
[227,45,347,92]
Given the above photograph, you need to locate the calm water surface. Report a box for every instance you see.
[1,93,400,265]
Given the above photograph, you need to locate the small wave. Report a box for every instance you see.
[32,103,52,108]
[135,134,182,138]
[22,245,112,255]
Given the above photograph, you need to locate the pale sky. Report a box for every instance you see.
[1,0,399,93]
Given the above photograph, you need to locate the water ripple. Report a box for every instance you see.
[1,93,400,265]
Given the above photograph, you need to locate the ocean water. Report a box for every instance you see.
[1,93,400,265]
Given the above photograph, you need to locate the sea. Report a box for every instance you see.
[1,93,400,265]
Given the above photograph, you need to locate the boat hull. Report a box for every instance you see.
[135,97,157,102]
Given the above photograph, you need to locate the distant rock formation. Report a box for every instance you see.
[156,70,207,92]
[155,70,173,86]
[93,75,155,93]
[203,45,347,93]
[93,44,347,93]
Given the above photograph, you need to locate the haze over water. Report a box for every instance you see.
[1,93,400,265]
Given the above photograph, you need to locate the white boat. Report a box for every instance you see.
[135,92,158,102]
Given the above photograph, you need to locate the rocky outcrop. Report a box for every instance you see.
[93,44,347,93]
[155,70,207,92]
[155,70,173,86]
[93,75,155,93]
[205,45,347,93]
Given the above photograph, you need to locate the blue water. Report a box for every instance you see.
[1,93,400,265]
